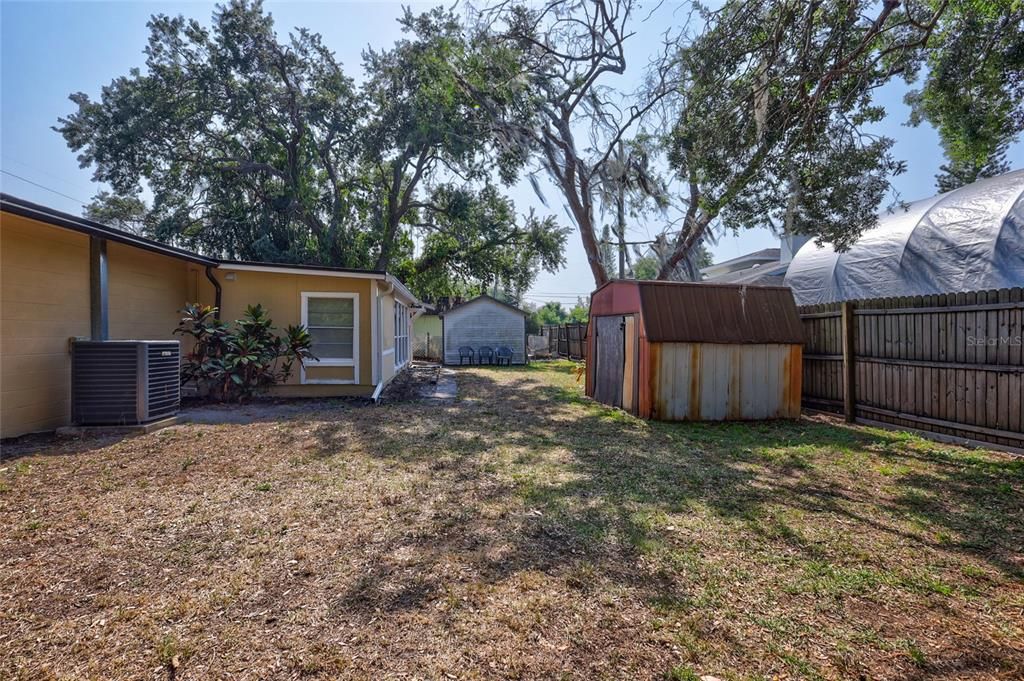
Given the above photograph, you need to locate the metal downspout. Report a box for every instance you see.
[89,236,109,340]
[205,266,223,319]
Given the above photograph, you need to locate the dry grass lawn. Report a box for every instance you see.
[1,362,1022,680]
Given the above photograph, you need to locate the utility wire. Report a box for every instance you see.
[0,169,89,207]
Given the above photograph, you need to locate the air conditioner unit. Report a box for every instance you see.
[71,340,181,425]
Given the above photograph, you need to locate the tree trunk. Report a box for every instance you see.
[580,214,610,287]
[562,177,608,287]
[657,212,711,280]
[616,189,625,279]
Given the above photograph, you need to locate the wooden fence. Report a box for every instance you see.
[799,288,1023,450]
[542,323,588,360]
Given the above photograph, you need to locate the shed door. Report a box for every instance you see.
[594,314,638,411]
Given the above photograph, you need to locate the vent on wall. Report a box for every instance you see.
[71,341,181,425]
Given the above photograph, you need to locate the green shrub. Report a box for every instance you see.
[175,303,315,401]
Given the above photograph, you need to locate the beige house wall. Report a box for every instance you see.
[1,214,92,437]
[108,242,194,341]
[1,211,412,436]
[215,268,375,396]
[1,216,194,438]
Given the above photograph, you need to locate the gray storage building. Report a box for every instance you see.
[442,295,528,365]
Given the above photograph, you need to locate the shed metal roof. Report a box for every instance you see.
[596,280,804,344]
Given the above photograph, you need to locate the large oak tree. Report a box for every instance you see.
[57,0,566,298]
[473,0,1022,286]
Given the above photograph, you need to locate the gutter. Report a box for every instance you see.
[386,274,420,307]
[205,266,223,320]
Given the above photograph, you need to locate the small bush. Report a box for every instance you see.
[176,303,315,401]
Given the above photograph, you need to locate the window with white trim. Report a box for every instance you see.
[394,301,409,367]
[302,293,357,365]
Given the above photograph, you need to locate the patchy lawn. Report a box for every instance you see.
[2,362,1022,680]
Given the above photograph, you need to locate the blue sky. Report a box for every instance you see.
[2,1,1018,306]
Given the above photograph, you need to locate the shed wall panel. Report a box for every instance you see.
[650,342,802,421]
[442,298,526,364]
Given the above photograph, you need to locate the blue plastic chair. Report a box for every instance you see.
[457,346,475,365]
[495,346,513,366]
[477,346,495,365]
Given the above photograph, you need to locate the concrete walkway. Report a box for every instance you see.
[419,367,457,401]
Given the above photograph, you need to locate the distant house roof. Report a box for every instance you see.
[701,248,780,277]
[594,280,804,344]
[441,294,528,318]
[704,261,789,287]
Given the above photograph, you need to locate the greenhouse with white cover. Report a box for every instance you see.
[785,170,1024,306]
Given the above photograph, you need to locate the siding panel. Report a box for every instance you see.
[442,298,527,364]
[650,342,799,421]
[1,215,91,437]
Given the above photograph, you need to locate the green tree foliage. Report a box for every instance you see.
[403,184,567,303]
[661,0,1024,276]
[479,0,1020,286]
[630,255,659,280]
[56,0,564,299]
[566,298,589,323]
[528,298,589,330]
[534,301,569,326]
[906,0,1024,191]
[658,0,948,278]
[59,1,366,264]
[359,6,535,270]
[175,302,314,401]
[83,191,148,234]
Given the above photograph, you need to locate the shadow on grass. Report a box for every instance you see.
[306,363,1023,626]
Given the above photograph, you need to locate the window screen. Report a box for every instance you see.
[306,297,354,361]
[394,301,409,367]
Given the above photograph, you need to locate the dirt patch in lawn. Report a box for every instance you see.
[2,362,1022,680]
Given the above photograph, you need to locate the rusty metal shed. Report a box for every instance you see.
[585,280,804,421]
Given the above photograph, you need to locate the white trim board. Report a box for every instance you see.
[221,263,382,280]
[217,264,420,306]
[371,279,379,385]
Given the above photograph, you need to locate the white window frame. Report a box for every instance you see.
[300,292,359,385]
[394,300,410,369]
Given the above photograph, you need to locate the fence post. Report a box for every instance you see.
[841,301,857,422]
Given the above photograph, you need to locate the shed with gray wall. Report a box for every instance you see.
[442,295,527,365]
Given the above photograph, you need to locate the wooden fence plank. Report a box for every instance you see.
[799,287,1022,450]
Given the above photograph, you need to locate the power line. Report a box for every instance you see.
[0,169,89,207]
[528,291,593,296]
[1,156,88,195]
